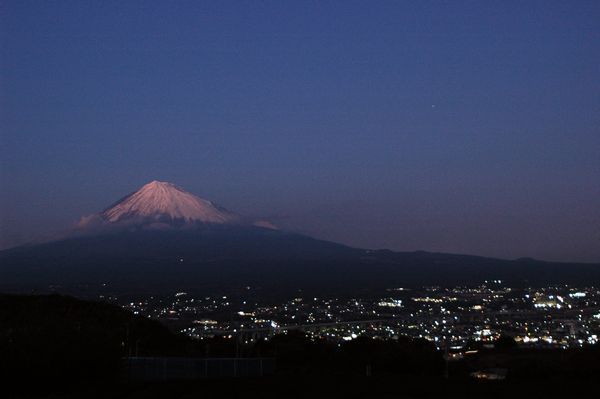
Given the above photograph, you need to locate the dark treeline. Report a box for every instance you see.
[0,294,188,388]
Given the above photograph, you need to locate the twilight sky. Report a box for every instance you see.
[1,1,599,262]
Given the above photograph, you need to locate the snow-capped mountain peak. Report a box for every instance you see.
[101,180,240,224]
[75,181,275,231]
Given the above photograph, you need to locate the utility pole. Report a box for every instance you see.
[443,338,449,379]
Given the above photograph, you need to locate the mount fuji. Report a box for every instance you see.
[1,181,599,296]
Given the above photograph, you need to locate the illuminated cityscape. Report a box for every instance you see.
[118,282,600,352]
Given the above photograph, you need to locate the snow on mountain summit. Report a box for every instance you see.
[74,180,276,232]
[101,180,240,224]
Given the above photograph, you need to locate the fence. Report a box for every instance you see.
[122,357,275,381]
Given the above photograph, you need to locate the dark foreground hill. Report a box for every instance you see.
[1,227,599,296]
[0,294,189,387]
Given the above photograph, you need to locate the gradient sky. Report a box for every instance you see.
[1,1,599,262]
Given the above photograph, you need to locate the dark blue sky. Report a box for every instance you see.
[1,1,599,261]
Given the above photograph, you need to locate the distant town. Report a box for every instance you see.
[104,281,600,354]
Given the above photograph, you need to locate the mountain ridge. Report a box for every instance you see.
[1,180,599,295]
[1,226,599,296]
